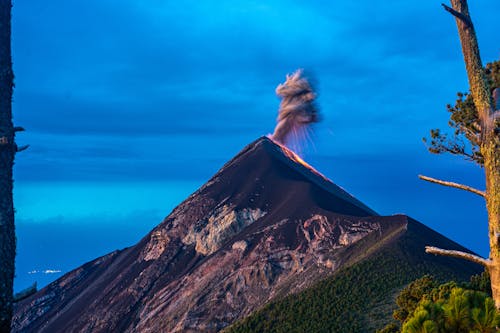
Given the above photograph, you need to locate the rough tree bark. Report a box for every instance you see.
[421,0,500,308]
[0,0,15,332]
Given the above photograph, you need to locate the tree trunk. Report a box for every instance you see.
[483,136,500,307]
[0,0,15,332]
[447,0,500,307]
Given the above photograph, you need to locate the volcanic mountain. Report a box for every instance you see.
[12,137,481,333]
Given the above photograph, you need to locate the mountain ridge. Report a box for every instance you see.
[12,137,481,333]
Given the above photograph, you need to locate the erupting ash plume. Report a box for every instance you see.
[271,69,320,146]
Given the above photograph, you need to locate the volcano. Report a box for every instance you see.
[12,137,481,333]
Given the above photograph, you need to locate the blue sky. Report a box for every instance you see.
[11,0,500,291]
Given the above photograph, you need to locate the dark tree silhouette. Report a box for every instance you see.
[0,0,16,332]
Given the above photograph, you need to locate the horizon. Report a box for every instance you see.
[12,0,499,292]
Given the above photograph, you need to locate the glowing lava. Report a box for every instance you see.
[267,134,332,183]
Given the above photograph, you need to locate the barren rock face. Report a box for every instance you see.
[133,213,397,333]
[232,240,248,251]
[143,230,170,261]
[182,205,267,255]
[11,137,476,333]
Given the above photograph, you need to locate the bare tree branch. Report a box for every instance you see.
[419,174,485,197]
[442,3,472,27]
[425,246,491,267]
[16,144,29,152]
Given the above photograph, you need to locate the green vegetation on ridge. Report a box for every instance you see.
[379,273,499,333]
[224,224,480,333]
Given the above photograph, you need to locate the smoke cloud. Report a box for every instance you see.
[271,69,320,146]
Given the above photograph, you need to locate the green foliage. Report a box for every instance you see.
[402,300,442,333]
[379,272,499,333]
[486,61,500,92]
[393,275,438,323]
[402,288,499,333]
[467,270,492,296]
[423,60,500,166]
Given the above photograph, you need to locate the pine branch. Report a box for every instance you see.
[439,142,476,161]
[418,174,485,197]
[459,124,481,145]
[425,246,491,267]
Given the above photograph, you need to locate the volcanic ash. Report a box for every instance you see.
[271,69,319,146]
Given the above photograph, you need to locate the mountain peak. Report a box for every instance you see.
[12,137,480,333]
[219,136,377,216]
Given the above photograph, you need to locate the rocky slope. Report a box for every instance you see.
[12,137,481,333]
[225,217,482,333]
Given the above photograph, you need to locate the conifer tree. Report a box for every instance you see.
[0,1,24,331]
[419,0,500,308]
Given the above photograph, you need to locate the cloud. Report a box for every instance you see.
[14,90,269,136]
[13,0,497,142]
[28,269,62,275]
